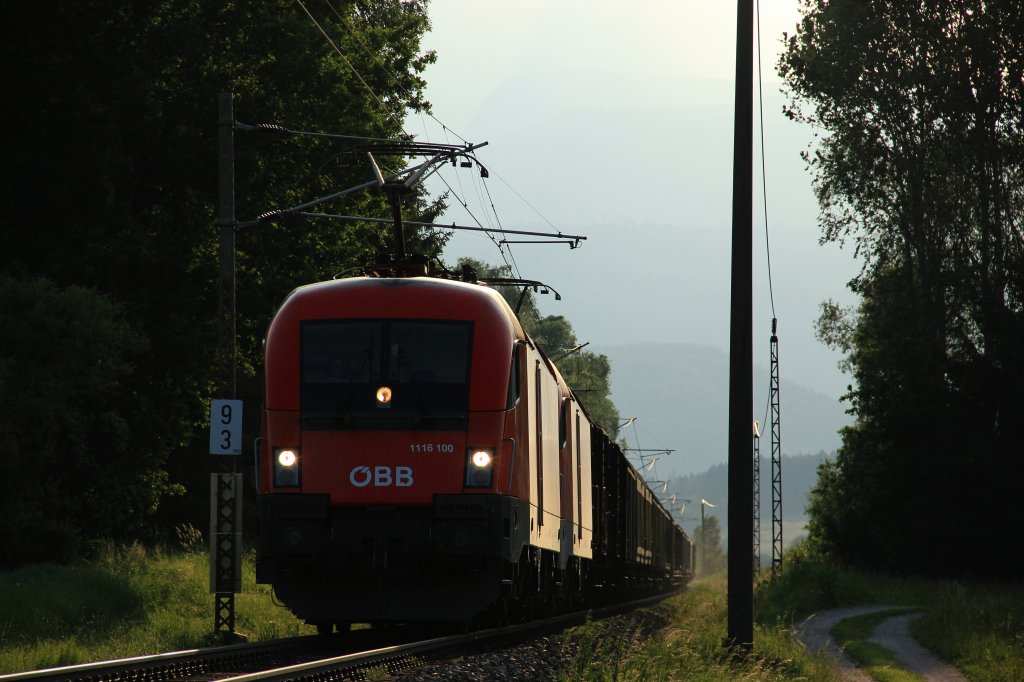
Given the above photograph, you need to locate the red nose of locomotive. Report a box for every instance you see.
[295,430,488,505]
[260,278,518,503]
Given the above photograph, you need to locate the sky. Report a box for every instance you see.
[406,1,861,472]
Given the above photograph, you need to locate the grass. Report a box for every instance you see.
[560,544,1022,681]
[0,540,316,674]
[558,577,839,681]
[3,539,1021,680]
[909,581,1024,682]
[753,544,1024,681]
[753,546,937,626]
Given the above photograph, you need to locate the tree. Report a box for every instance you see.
[782,0,1024,576]
[0,277,152,563]
[693,515,725,576]
[0,1,442,556]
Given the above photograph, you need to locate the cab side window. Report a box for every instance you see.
[506,346,521,409]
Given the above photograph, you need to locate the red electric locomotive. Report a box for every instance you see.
[255,265,692,631]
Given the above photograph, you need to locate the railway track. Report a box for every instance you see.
[0,591,678,682]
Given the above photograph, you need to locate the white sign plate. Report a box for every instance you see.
[209,399,243,455]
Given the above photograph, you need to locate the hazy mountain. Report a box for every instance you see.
[666,451,830,552]
[600,341,851,477]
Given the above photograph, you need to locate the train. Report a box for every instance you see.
[255,260,694,632]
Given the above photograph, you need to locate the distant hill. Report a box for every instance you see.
[665,451,830,552]
[600,341,851,476]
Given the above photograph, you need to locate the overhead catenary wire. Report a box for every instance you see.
[321,0,470,145]
[434,172,520,278]
[295,0,408,134]
[433,125,522,279]
[755,0,777,495]
[236,142,489,228]
[234,122,407,144]
[756,0,783,574]
[756,0,776,319]
[754,0,785,573]
[489,167,564,237]
[477,169,525,281]
[439,128,512,271]
[293,0,569,287]
[308,0,532,276]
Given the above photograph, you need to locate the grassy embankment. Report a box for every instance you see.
[563,545,1023,681]
[2,540,1021,680]
[0,539,316,674]
[559,576,836,681]
[756,547,1023,681]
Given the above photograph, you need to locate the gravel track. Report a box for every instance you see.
[388,606,670,680]
[794,605,969,682]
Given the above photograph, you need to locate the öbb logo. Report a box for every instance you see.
[349,465,414,488]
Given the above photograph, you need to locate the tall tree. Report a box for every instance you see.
[693,514,725,576]
[782,0,1024,576]
[0,277,148,564]
[0,1,442,557]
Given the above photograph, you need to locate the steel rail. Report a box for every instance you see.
[0,589,683,682]
[0,632,379,682]
[218,590,684,682]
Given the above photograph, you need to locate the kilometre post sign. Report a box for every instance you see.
[209,399,243,455]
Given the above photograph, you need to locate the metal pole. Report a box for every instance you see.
[218,92,236,400]
[214,91,239,638]
[700,501,706,576]
[727,0,755,651]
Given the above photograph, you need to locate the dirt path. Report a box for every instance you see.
[793,605,893,681]
[868,613,969,681]
[793,606,969,682]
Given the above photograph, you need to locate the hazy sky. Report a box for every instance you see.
[407,2,860,467]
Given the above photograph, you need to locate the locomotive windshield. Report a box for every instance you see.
[300,319,473,430]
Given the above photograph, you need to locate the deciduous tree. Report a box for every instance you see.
[782,0,1024,576]
[0,1,442,558]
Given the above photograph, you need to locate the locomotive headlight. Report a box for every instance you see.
[464,448,495,488]
[376,386,393,408]
[277,449,297,467]
[274,447,301,488]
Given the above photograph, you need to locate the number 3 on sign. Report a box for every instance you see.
[209,399,243,455]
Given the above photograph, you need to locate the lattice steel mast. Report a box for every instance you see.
[214,92,241,639]
[770,318,783,572]
[753,420,761,575]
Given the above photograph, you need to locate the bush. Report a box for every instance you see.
[0,275,164,565]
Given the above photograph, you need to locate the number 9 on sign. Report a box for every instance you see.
[209,399,243,455]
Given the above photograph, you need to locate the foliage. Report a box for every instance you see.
[757,547,1023,682]
[910,581,1024,682]
[692,514,726,576]
[458,258,622,437]
[0,1,442,559]
[754,541,934,625]
[0,276,162,563]
[781,0,1024,577]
